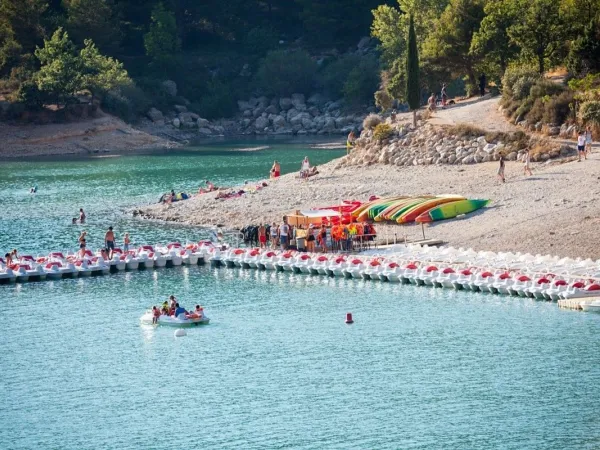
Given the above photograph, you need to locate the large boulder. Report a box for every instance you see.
[265,104,279,115]
[197,118,210,128]
[173,105,187,113]
[198,127,213,136]
[307,93,326,106]
[172,118,181,128]
[255,116,269,130]
[161,80,177,97]
[301,117,314,129]
[279,98,293,110]
[271,115,286,129]
[252,106,265,118]
[290,112,312,127]
[322,117,337,132]
[291,93,306,109]
[238,100,252,112]
[146,107,164,123]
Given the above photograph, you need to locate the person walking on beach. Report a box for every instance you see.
[105,226,115,259]
[523,149,533,176]
[441,84,448,107]
[577,131,587,161]
[585,126,593,154]
[479,74,486,97]
[79,208,86,224]
[258,224,267,249]
[497,155,506,183]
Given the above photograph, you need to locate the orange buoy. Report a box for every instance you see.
[345,313,354,324]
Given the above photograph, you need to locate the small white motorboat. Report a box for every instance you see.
[580,299,600,312]
[140,311,210,327]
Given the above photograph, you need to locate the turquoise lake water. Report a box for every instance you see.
[1,140,600,449]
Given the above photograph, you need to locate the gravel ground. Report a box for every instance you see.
[138,150,600,260]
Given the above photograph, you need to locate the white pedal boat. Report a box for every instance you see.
[581,299,600,312]
[140,312,210,327]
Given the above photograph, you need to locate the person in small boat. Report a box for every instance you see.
[161,301,169,315]
[78,231,87,246]
[187,305,204,319]
[152,306,160,324]
[5,252,13,266]
[105,226,115,259]
[173,303,187,318]
[79,242,87,258]
[11,249,18,260]
[100,248,109,261]
[79,208,86,224]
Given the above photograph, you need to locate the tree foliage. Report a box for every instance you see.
[144,2,181,72]
[254,50,317,96]
[406,14,420,116]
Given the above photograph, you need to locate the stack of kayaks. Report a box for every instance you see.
[351,196,489,224]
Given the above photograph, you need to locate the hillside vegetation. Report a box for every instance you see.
[0,0,599,131]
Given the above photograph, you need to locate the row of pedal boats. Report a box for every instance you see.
[212,247,600,302]
[0,242,214,283]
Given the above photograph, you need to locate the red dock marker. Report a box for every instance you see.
[345,313,354,324]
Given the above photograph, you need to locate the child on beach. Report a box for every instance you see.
[577,131,587,161]
[523,149,532,176]
[497,155,505,183]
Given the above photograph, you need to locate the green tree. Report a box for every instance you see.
[63,0,121,53]
[406,14,420,127]
[507,0,567,74]
[0,0,48,74]
[423,0,485,92]
[566,19,600,76]
[80,39,131,101]
[144,2,181,72]
[371,4,404,64]
[470,0,520,76]
[254,50,317,96]
[34,28,83,105]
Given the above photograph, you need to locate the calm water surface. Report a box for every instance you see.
[1,140,600,449]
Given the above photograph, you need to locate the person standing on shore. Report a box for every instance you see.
[479,74,486,97]
[577,131,587,161]
[523,149,533,176]
[270,222,279,248]
[279,220,289,250]
[585,126,593,154]
[79,208,86,224]
[105,226,115,260]
[258,224,267,249]
[441,84,448,108]
[270,161,280,179]
[497,155,505,183]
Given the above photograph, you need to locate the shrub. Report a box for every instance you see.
[445,123,487,138]
[542,91,574,124]
[102,84,151,123]
[514,96,534,120]
[321,55,360,99]
[512,76,538,100]
[373,123,393,141]
[526,98,545,124]
[15,80,48,108]
[529,79,565,100]
[579,100,600,127]
[501,65,540,100]
[193,79,237,120]
[254,50,317,97]
[374,89,393,111]
[362,113,382,130]
[244,27,279,57]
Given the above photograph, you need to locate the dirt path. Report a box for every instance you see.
[0,112,176,158]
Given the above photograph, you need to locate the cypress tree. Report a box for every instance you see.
[406,14,420,128]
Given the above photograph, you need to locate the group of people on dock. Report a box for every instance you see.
[151,295,204,323]
[77,226,130,260]
[241,218,376,253]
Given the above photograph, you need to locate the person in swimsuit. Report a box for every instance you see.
[79,208,86,224]
[270,223,279,248]
[152,306,160,324]
[258,224,267,249]
[427,93,436,112]
[318,225,328,253]
[123,233,130,252]
[105,226,115,259]
[497,155,505,183]
[300,156,310,179]
[78,231,87,247]
[5,252,13,266]
[270,161,281,179]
